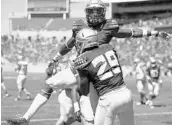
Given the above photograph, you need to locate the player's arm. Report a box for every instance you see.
[52,36,76,62]
[109,20,170,40]
[113,27,171,39]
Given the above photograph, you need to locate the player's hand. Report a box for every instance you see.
[48,60,58,68]
[6,117,29,125]
[159,32,171,41]
[46,60,59,77]
[73,110,82,122]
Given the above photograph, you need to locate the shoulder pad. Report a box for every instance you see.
[72,19,88,32]
[103,19,119,30]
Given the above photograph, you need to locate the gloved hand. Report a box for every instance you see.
[159,31,171,41]
[46,60,59,77]
[73,110,82,122]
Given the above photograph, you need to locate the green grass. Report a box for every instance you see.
[1,71,172,125]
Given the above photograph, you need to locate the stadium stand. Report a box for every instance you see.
[1,0,172,67]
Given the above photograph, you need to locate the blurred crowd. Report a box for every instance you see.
[1,17,172,67]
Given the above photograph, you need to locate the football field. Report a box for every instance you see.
[1,71,172,125]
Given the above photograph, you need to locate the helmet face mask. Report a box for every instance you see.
[85,0,106,26]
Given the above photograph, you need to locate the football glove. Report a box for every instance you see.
[73,110,82,122]
[46,60,59,77]
[6,117,29,125]
[159,31,171,41]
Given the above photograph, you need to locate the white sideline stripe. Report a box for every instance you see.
[1,112,172,123]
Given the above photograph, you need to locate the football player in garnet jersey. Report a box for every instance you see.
[6,0,171,125]
[145,57,162,108]
[72,28,134,125]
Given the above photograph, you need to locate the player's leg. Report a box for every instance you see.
[56,89,76,125]
[117,97,134,125]
[136,79,146,105]
[94,86,134,125]
[152,80,161,98]
[94,98,112,125]
[15,75,23,101]
[146,81,154,107]
[169,72,172,89]
[79,95,94,125]
[22,76,31,99]
[78,82,97,125]
[1,71,10,97]
[1,81,9,97]
[1,74,10,97]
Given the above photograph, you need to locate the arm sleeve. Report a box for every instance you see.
[59,36,76,56]
[112,28,158,38]
[112,28,133,38]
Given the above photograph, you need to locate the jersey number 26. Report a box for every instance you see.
[92,50,121,80]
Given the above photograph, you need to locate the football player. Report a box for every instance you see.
[165,62,172,89]
[1,62,10,97]
[14,55,31,101]
[46,61,78,125]
[6,0,171,124]
[72,28,134,125]
[133,58,147,105]
[146,57,162,108]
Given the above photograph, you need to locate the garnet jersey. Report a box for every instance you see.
[146,65,161,80]
[64,19,120,55]
[74,44,124,96]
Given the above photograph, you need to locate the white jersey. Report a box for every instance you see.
[15,61,28,75]
[135,62,145,80]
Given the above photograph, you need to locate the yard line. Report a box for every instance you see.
[2,104,59,108]
[135,111,172,116]
[1,112,172,123]
[4,76,16,79]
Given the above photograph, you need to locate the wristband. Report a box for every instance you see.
[74,102,80,112]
